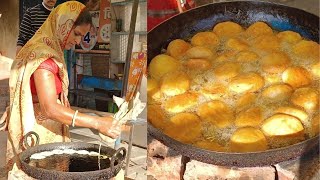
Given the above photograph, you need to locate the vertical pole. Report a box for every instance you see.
[73,51,78,106]
[121,0,139,98]
[118,0,139,177]
[124,124,135,177]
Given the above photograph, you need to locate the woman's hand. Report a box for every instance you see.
[97,116,122,139]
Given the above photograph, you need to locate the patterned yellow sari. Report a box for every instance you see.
[6,1,85,178]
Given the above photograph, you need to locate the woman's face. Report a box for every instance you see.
[64,23,91,50]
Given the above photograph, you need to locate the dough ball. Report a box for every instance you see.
[160,71,190,96]
[185,58,211,71]
[311,62,320,79]
[229,72,265,94]
[213,62,241,80]
[290,87,319,112]
[215,50,237,62]
[164,112,201,143]
[185,46,215,59]
[246,21,273,38]
[164,92,199,113]
[167,39,191,59]
[191,32,220,48]
[213,21,244,38]
[274,106,309,125]
[226,38,249,51]
[261,114,305,147]
[200,83,227,100]
[197,100,234,128]
[149,54,180,80]
[230,127,268,152]
[261,84,293,101]
[235,107,263,128]
[253,35,280,52]
[282,67,312,89]
[260,51,291,73]
[148,104,169,129]
[293,40,319,60]
[236,50,259,62]
[277,30,302,44]
[236,93,257,112]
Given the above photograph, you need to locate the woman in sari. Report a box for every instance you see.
[5,1,121,178]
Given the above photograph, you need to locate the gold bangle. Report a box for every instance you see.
[71,110,78,127]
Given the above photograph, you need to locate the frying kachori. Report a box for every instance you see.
[148,21,319,153]
[167,39,191,59]
[230,127,268,152]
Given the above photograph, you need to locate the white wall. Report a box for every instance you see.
[0,0,19,115]
[0,0,19,176]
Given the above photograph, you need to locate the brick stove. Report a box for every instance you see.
[147,135,319,180]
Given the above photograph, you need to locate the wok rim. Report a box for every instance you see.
[148,122,320,167]
[148,0,319,33]
[19,142,126,178]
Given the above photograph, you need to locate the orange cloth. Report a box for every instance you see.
[125,52,147,101]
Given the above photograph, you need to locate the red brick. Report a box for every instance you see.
[276,164,295,180]
[147,137,183,180]
[184,160,275,180]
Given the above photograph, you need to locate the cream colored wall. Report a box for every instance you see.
[0,0,19,115]
[0,0,19,59]
[0,1,18,175]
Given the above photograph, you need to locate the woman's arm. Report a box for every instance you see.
[33,69,120,138]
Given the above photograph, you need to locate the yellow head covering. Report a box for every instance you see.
[7,1,85,163]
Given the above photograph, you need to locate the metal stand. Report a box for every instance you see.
[120,0,140,177]
[123,118,146,177]
[124,124,135,177]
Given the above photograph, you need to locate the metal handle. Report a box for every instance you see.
[110,147,126,172]
[23,131,40,149]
